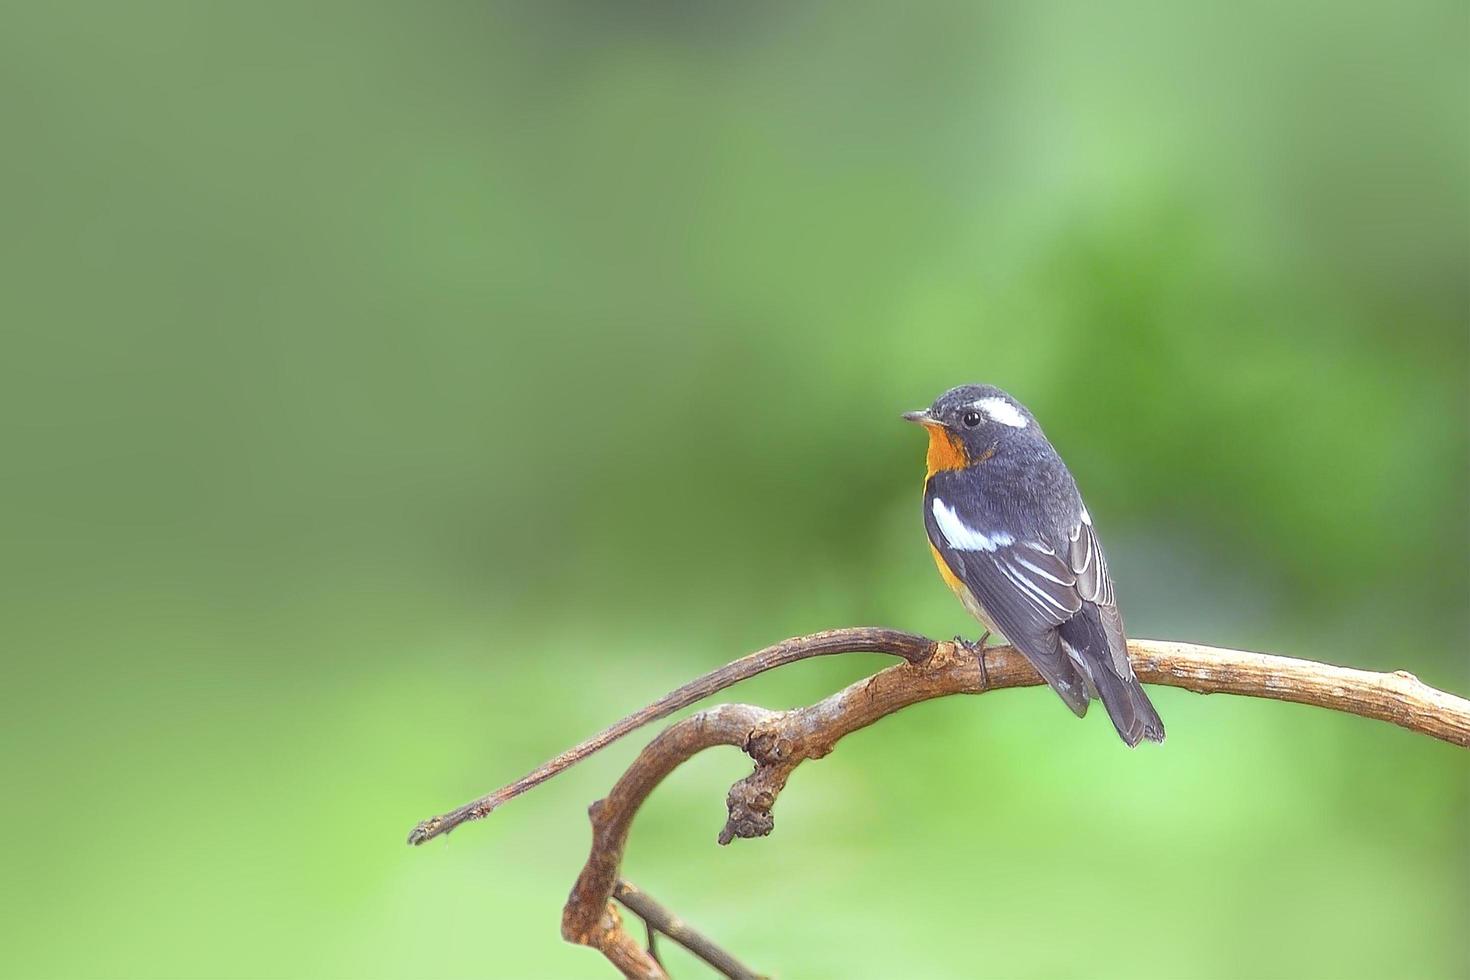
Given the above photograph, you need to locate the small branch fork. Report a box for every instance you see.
[407,628,1470,978]
[611,880,764,980]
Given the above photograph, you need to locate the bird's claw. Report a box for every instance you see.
[952,630,992,653]
[952,631,992,688]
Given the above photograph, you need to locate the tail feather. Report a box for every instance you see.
[1029,634,1093,720]
[1057,607,1165,747]
[1087,661,1165,747]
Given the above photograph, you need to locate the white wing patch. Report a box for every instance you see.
[975,397,1027,428]
[932,498,1014,552]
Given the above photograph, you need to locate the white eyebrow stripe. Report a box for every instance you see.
[974,397,1027,428]
[932,498,1014,552]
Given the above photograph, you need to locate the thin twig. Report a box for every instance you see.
[406,627,933,844]
[614,880,766,980]
[639,918,659,971]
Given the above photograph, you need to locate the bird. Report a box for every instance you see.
[904,384,1164,746]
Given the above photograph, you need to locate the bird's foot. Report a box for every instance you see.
[952,630,992,653]
[952,631,992,688]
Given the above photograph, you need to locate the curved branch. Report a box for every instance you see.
[1129,638,1469,741]
[550,631,1468,976]
[407,627,933,844]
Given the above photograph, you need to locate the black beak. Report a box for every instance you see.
[902,409,936,425]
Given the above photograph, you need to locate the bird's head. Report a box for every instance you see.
[903,384,1036,476]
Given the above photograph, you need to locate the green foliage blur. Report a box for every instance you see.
[4,2,1467,978]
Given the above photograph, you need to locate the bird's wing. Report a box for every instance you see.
[927,472,1164,744]
[925,493,1091,716]
[1067,513,1129,674]
[1062,511,1164,743]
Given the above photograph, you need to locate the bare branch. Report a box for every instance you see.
[544,631,1468,974]
[568,900,667,980]
[410,630,1468,846]
[613,880,766,980]
[1129,639,1470,743]
[561,702,777,949]
[407,627,933,844]
[407,627,1469,975]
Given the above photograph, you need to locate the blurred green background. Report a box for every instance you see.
[3,2,1467,978]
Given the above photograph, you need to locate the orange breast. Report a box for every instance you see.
[929,541,969,600]
[929,539,998,632]
[924,425,969,476]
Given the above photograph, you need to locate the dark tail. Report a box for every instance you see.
[1087,659,1165,747]
[1057,607,1165,747]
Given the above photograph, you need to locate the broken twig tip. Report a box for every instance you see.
[406,818,442,846]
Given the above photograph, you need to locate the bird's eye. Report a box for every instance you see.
[961,411,982,428]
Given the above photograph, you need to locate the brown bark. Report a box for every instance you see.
[408,628,1470,978]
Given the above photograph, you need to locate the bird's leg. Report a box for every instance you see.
[952,630,993,689]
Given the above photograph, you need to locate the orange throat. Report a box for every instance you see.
[923,424,970,477]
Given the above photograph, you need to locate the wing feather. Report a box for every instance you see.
[927,506,1091,716]
[923,470,1163,743]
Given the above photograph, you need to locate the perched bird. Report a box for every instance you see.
[905,384,1164,746]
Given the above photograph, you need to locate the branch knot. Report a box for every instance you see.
[744,725,795,764]
[720,777,777,845]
